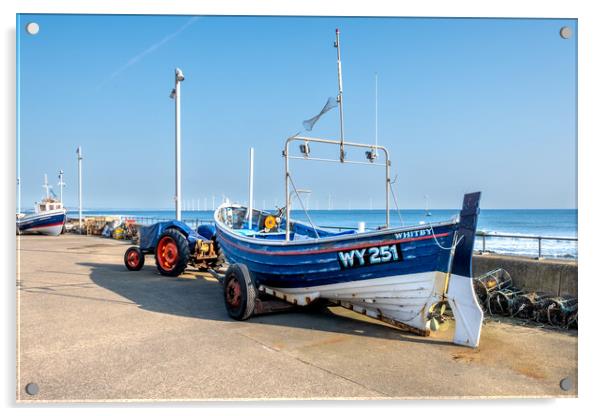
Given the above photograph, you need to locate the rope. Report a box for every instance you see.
[287,174,320,238]
[389,177,404,226]
[427,224,465,251]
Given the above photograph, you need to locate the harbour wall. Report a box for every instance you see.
[473,254,578,297]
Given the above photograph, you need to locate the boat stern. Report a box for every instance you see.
[448,192,483,348]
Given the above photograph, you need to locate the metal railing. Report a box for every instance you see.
[78,214,577,260]
[121,216,214,229]
[476,231,577,260]
[286,226,578,260]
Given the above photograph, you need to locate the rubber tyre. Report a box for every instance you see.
[223,263,257,320]
[155,228,190,277]
[212,238,227,268]
[124,246,145,271]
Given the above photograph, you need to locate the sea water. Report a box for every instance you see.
[75,209,578,259]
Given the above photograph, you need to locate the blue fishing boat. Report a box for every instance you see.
[214,29,484,347]
[215,182,483,347]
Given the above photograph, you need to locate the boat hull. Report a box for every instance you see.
[17,210,66,236]
[216,223,456,289]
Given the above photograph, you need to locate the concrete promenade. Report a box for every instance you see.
[17,234,577,401]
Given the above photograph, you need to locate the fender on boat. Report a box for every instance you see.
[448,192,484,348]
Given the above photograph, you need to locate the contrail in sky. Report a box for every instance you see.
[98,16,200,88]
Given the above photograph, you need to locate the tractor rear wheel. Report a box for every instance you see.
[155,228,190,277]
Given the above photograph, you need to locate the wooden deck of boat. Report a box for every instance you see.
[16,234,577,401]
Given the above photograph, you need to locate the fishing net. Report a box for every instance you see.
[512,292,553,320]
[302,97,337,131]
[538,296,578,327]
[489,288,523,316]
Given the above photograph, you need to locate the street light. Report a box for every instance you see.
[76,146,83,233]
[170,67,185,220]
[58,169,66,204]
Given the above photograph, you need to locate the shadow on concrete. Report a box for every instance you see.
[81,261,454,346]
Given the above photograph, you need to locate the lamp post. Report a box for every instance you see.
[58,169,65,204]
[17,177,21,215]
[170,68,185,221]
[76,146,83,233]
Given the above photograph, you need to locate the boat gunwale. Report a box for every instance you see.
[213,202,458,248]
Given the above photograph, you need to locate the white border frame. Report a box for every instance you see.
[3,1,598,414]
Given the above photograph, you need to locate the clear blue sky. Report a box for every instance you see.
[17,15,577,210]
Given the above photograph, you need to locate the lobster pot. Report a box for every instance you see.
[488,288,522,316]
[473,268,513,305]
[539,296,578,327]
[567,311,578,329]
[512,292,553,320]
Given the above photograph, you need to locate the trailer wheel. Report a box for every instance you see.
[223,263,257,320]
[155,228,190,277]
[124,246,145,271]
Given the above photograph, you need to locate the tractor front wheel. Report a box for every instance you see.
[124,246,144,271]
[155,229,190,277]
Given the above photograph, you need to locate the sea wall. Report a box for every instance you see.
[472,254,578,297]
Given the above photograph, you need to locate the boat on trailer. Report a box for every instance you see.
[214,29,484,347]
[215,155,483,347]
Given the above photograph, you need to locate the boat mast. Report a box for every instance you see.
[285,142,290,240]
[42,174,51,199]
[248,147,254,229]
[334,28,345,163]
[375,72,378,149]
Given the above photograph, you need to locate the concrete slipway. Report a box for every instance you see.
[16,234,577,401]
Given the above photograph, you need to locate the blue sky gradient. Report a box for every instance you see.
[17,15,577,210]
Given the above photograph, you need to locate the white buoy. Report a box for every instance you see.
[358,221,366,233]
